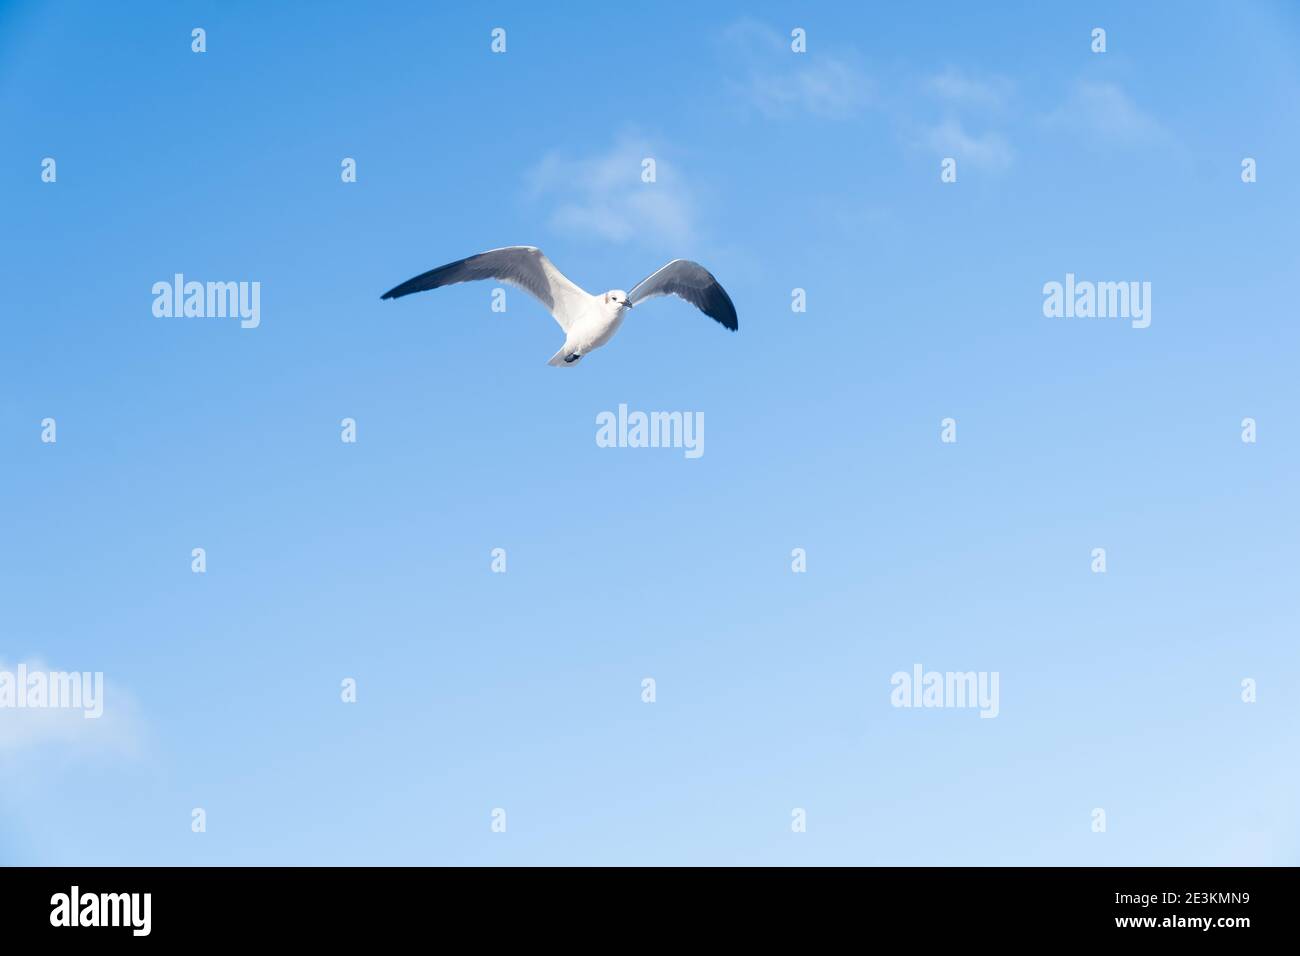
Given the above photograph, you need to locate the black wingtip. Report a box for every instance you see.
[379,280,419,301]
[712,287,739,332]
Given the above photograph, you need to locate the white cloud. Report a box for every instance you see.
[924,119,1014,170]
[1047,81,1165,143]
[925,67,1012,110]
[0,659,144,761]
[526,134,696,246]
[723,19,873,119]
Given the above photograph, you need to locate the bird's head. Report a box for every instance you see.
[603,290,632,311]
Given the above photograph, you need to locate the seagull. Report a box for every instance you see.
[380,246,737,366]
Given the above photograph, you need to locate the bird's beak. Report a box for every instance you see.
[623,300,633,309]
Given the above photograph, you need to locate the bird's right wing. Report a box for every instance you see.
[380,246,587,332]
[627,259,738,331]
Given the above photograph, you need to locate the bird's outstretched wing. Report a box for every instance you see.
[627,260,738,331]
[381,246,587,332]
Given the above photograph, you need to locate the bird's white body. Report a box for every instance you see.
[549,293,630,366]
[380,246,737,366]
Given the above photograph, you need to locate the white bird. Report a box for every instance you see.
[380,246,737,366]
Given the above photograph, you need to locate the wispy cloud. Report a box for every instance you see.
[526,133,696,246]
[0,659,144,761]
[722,19,873,119]
[925,67,1013,111]
[721,21,1018,179]
[1047,80,1165,143]
[923,118,1014,170]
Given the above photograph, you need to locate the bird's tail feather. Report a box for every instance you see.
[547,346,581,368]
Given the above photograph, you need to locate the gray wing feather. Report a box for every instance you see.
[381,246,584,331]
[627,260,738,331]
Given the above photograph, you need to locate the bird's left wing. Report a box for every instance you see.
[627,259,738,331]
[381,246,587,332]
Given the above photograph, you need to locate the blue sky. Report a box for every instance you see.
[1,0,1297,865]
